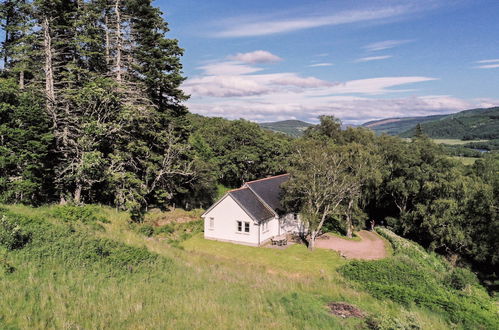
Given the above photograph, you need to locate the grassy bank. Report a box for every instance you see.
[1,204,496,329]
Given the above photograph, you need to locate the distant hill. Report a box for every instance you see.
[259,120,313,137]
[362,107,499,139]
[362,115,447,135]
[400,107,499,139]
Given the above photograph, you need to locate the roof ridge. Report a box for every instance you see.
[228,187,247,192]
[244,173,289,185]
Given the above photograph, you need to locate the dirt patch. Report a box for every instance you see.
[315,230,387,260]
[328,302,365,318]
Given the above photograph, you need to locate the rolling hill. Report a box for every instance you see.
[362,107,499,139]
[259,120,313,137]
[362,115,446,136]
[400,107,499,139]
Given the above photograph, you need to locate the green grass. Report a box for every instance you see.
[1,204,495,329]
[432,139,488,145]
[448,156,480,165]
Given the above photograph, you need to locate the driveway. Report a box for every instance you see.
[315,230,387,260]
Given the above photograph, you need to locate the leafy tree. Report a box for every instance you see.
[282,139,358,249]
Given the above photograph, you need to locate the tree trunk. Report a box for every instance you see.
[308,231,317,250]
[114,0,122,83]
[74,184,82,204]
[42,17,55,110]
[346,198,354,238]
[104,15,110,65]
[19,71,24,89]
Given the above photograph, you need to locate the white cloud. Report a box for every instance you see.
[198,61,262,75]
[228,50,282,64]
[475,64,499,69]
[364,39,413,51]
[355,55,392,62]
[213,6,413,37]
[476,59,499,63]
[186,95,490,125]
[308,63,334,67]
[184,53,451,125]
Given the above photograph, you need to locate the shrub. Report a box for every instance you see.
[138,225,155,237]
[446,267,478,290]
[51,205,109,224]
[365,311,421,330]
[0,215,31,250]
[0,254,15,274]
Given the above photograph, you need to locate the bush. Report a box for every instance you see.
[51,205,109,224]
[0,215,31,250]
[0,254,15,274]
[365,311,421,330]
[446,267,478,290]
[138,225,155,237]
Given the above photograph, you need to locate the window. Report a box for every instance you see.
[262,221,269,232]
[237,221,250,233]
[209,217,214,229]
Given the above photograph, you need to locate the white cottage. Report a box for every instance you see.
[202,174,304,246]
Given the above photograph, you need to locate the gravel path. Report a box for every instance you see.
[315,230,387,260]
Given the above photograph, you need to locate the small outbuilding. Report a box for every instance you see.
[202,174,305,246]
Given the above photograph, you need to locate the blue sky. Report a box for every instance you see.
[163,0,499,124]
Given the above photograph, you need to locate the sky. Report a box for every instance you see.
[161,0,499,124]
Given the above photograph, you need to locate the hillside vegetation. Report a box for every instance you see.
[259,120,313,137]
[400,107,499,140]
[362,115,446,135]
[1,204,497,329]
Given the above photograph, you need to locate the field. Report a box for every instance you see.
[432,139,488,145]
[1,205,497,329]
[448,156,480,165]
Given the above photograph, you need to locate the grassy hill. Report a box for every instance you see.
[362,115,446,136]
[1,204,497,329]
[362,107,499,140]
[259,120,313,137]
[400,107,499,139]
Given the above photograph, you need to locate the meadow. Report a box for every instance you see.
[1,204,497,329]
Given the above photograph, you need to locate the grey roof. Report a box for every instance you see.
[229,188,275,222]
[245,174,289,212]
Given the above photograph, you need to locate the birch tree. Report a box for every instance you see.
[282,140,358,250]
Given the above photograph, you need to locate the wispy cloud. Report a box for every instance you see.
[476,64,499,69]
[364,39,413,51]
[475,59,499,69]
[476,59,499,63]
[355,55,392,62]
[308,63,334,67]
[198,61,263,75]
[213,5,414,37]
[228,50,282,63]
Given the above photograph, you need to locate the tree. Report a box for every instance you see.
[282,139,358,250]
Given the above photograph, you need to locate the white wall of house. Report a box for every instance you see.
[280,213,306,234]
[260,216,279,243]
[203,194,262,246]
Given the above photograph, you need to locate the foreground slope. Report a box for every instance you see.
[1,205,497,329]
